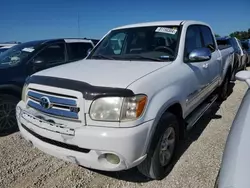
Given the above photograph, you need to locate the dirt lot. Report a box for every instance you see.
[0,80,248,188]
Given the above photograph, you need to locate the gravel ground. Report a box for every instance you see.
[0,80,248,188]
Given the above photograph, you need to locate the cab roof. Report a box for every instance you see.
[113,20,208,30]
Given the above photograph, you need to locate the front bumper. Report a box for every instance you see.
[16,101,151,171]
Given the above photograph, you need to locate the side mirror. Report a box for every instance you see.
[33,57,45,65]
[32,57,45,71]
[188,48,211,62]
[236,71,250,87]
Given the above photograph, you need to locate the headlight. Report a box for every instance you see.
[21,83,28,102]
[89,95,147,121]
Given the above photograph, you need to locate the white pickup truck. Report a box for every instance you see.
[16,20,234,180]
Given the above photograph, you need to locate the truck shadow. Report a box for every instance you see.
[0,127,19,137]
[88,83,235,183]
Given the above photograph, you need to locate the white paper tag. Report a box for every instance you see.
[22,48,34,53]
[155,27,177,35]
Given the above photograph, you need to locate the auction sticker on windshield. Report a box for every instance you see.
[22,48,34,53]
[155,27,177,34]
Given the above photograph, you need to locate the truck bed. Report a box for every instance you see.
[218,44,232,50]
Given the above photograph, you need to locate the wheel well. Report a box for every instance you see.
[0,87,21,99]
[166,103,185,139]
[167,103,183,119]
[227,66,232,78]
[146,103,185,153]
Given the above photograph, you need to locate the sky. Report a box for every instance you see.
[1,0,249,42]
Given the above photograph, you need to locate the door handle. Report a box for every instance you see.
[203,63,209,68]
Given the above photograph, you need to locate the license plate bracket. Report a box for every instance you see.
[21,111,75,136]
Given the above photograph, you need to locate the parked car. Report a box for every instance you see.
[0,42,20,48]
[236,38,249,69]
[0,38,98,132]
[17,20,234,180]
[241,40,250,65]
[0,44,17,54]
[215,70,250,188]
[217,37,247,73]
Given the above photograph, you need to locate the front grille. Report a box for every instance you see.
[27,89,80,121]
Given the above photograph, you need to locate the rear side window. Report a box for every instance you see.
[200,26,216,52]
[67,42,93,61]
[36,43,65,64]
[184,25,203,60]
[216,39,230,46]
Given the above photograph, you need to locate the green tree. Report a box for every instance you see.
[215,34,220,37]
[229,29,250,40]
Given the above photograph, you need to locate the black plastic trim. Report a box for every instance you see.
[21,123,90,153]
[26,75,134,100]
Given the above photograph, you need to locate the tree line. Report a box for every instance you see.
[215,28,250,40]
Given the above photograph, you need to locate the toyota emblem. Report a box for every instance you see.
[40,96,51,109]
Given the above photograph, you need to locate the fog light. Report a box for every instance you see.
[105,153,120,164]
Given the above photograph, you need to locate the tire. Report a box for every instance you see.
[230,68,236,81]
[218,73,230,101]
[0,94,19,133]
[243,62,247,70]
[137,112,179,180]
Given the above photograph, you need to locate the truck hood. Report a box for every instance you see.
[34,59,169,88]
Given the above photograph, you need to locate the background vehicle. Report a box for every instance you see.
[236,38,248,69]
[0,44,17,54]
[241,40,250,65]
[215,70,250,188]
[17,20,234,180]
[0,38,98,133]
[217,37,246,74]
[0,42,20,48]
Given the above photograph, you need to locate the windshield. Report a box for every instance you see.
[0,41,40,67]
[88,26,180,61]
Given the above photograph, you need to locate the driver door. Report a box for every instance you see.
[183,25,210,113]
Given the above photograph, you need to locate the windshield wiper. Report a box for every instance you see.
[123,54,174,62]
[91,54,115,60]
[120,54,162,62]
[159,55,175,61]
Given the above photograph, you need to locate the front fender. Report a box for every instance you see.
[142,85,185,154]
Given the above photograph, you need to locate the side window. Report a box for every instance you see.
[36,43,65,64]
[37,43,65,64]
[95,32,126,55]
[67,42,93,61]
[110,33,126,54]
[200,26,216,52]
[184,26,203,60]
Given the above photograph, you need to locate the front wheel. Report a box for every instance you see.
[0,95,19,133]
[137,112,179,180]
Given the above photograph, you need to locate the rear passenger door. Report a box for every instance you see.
[67,42,94,61]
[199,25,221,95]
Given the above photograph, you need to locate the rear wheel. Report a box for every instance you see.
[137,112,179,180]
[0,95,19,133]
[218,73,230,101]
[230,68,237,81]
[242,62,247,70]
